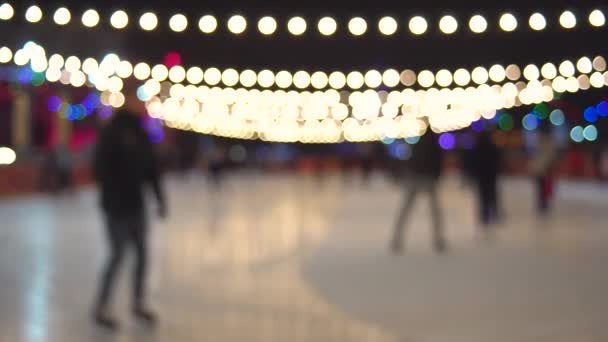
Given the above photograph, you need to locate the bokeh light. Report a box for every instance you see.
[139,12,158,31]
[348,17,367,36]
[529,13,546,31]
[294,70,311,89]
[439,133,456,150]
[0,3,14,21]
[54,7,71,25]
[228,15,247,34]
[472,67,489,84]
[169,14,188,32]
[417,70,434,87]
[541,63,557,79]
[25,5,43,23]
[0,46,12,63]
[151,64,169,81]
[489,65,506,82]
[583,125,598,141]
[169,65,186,83]
[378,16,398,35]
[382,69,400,87]
[318,17,337,36]
[439,15,458,34]
[409,16,428,35]
[589,9,606,27]
[134,62,151,80]
[454,69,471,86]
[498,113,514,131]
[186,66,204,84]
[577,57,593,74]
[559,60,575,77]
[311,71,329,89]
[199,15,217,33]
[329,71,346,89]
[221,68,239,86]
[239,69,257,87]
[499,13,518,32]
[0,147,16,165]
[275,70,293,88]
[435,69,453,87]
[549,109,565,126]
[469,15,488,33]
[522,113,539,130]
[570,126,584,142]
[288,16,307,35]
[559,10,577,29]
[364,70,382,88]
[110,10,129,29]
[204,67,221,85]
[346,71,364,89]
[258,16,277,35]
[584,106,598,122]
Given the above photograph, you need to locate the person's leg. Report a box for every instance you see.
[130,212,156,323]
[536,176,548,214]
[477,181,491,226]
[429,183,446,253]
[94,215,126,328]
[391,185,418,252]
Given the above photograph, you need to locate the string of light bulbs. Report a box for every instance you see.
[0,3,606,37]
[1,40,608,143]
[1,41,606,95]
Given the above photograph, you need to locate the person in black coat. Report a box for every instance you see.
[471,132,502,227]
[391,127,446,253]
[92,95,167,329]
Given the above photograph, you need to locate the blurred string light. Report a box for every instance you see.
[0,147,16,165]
[318,17,337,36]
[499,13,518,32]
[559,10,577,29]
[110,10,129,29]
[2,40,608,143]
[2,40,608,92]
[469,15,488,33]
[529,13,547,31]
[287,16,307,36]
[199,15,217,33]
[25,5,42,23]
[54,7,71,25]
[227,15,247,34]
[378,16,398,35]
[589,9,606,27]
[139,12,158,31]
[82,9,99,27]
[169,14,188,32]
[258,16,277,35]
[348,17,367,36]
[2,6,606,36]
[0,3,14,21]
[439,15,458,34]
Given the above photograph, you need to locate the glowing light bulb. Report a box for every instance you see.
[186,67,204,84]
[25,6,43,23]
[0,3,14,21]
[133,63,151,80]
[258,16,277,35]
[409,16,428,35]
[348,17,367,36]
[499,13,517,32]
[110,10,128,29]
[439,15,458,34]
[139,12,158,31]
[318,17,337,36]
[228,15,247,34]
[529,13,546,31]
[589,9,605,27]
[199,15,217,33]
[169,14,188,32]
[417,70,435,87]
[288,16,307,35]
[560,10,576,29]
[378,16,398,35]
[54,7,71,25]
[469,15,487,33]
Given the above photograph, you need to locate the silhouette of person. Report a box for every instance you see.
[92,92,166,329]
[471,132,502,227]
[530,132,558,215]
[391,125,445,253]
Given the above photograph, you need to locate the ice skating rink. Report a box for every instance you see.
[1,173,607,342]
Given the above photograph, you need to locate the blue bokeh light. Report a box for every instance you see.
[549,109,565,126]
[570,126,584,143]
[405,136,420,144]
[596,101,608,117]
[522,114,539,131]
[47,96,62,112]
[584,107,598,123]
[438,133,456,150]
[583,125,598,142]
